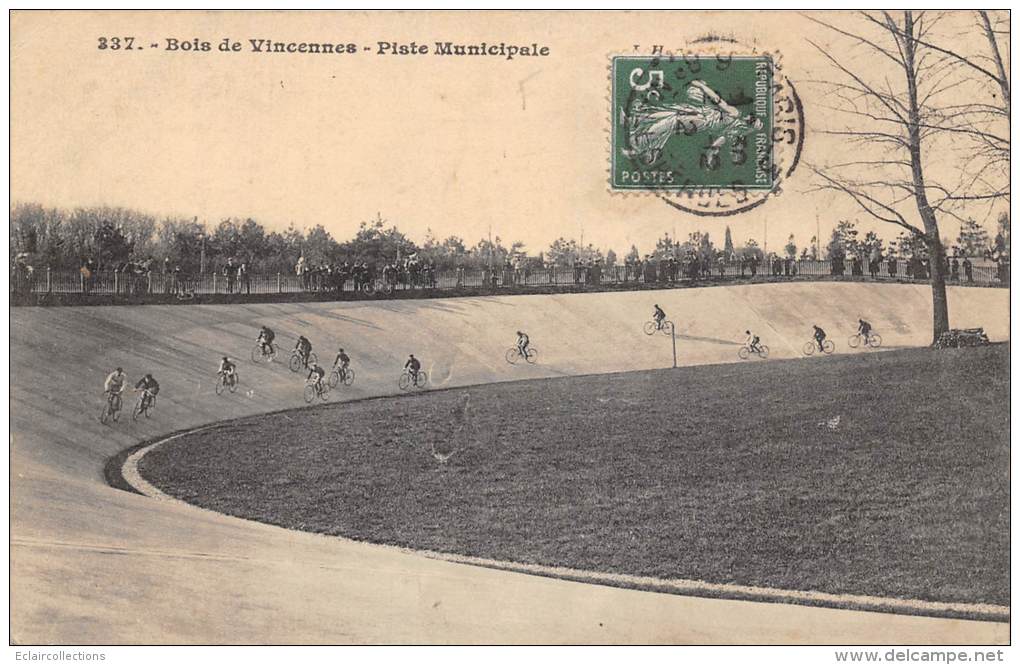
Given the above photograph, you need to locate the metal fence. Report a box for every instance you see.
[9,258,1010,301]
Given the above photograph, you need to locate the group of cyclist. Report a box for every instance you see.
[741,318,875,356]
[103,367,160,417]
[651,305,876,357]
[288,332,353,397]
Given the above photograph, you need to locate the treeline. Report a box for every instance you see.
[8,204,533,273]
[9,202,1009,275]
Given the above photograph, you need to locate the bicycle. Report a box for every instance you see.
[251,341,277,363]
[99,390,123,424]
[303,378,330,403]
[803,339,836,356]
[505,345,539,365]
[289,350,318,373]
[643,320,673,336]
[398,369,428,391]
[737,344,770,360]
[328,365,356,388]
[848,332,883,349]
[215,370,239,395]
[132,389,156,420]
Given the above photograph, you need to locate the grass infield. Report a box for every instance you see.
[140,344,1008,607]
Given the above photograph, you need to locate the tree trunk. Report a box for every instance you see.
[927,235,950,344]
[901,11,950,344]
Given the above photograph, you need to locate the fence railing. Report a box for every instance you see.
[9,258,1010,301]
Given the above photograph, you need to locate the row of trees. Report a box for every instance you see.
[11,201,1007,276]
[7,204,527,274]
[823,213,1009,262]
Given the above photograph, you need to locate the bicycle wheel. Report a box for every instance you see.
[415,371,428,388]
[505,348,520,365]
[642,321,657,336]
[307,352,318,366]
[525,347,538,364]
[288,354,302,373]
[342,368,355,386]
[758,345,770,359]
[822,340,835,354]
[328,370,340,388]
[215,376,225,395]
[802,342,816,356]
[319,383,330,400]
[303,384,315,403]
[229,374,239,393]
[848,335,861,349]
[738,346,750,360]
[99,401,111,424]
[869,334,882,348]
[661,322,673,336]
[109,395,122,422]
[251,345,265,363]
[398,373,411,391]
[132,398,144,421]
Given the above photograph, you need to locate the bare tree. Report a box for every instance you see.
[806,11,1009,342]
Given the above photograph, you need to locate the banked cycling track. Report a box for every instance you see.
[9,282,1010,644]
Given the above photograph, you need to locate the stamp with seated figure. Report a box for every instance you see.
[610,49,803,216]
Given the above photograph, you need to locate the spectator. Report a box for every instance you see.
[888,256,898,279]
[950,257,960,282]
[295,255,307,290]
[239,262,251,294]
[963,257,973,283]
[224,258,237,294]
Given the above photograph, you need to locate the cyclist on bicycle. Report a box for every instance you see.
[294,335,312,367]
[218,356,237,384]
[134,373,160,409]
[813,325,827,352]
[653,304,666,329]
[257,325,276,355]
[744,330,762,354]
[104,367,127,398]
[333,347,351,377]
[857,318,873,344]
[516,331,530,358]
[307,362,326,394]
[405,354,421,381]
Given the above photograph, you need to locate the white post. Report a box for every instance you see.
[670,321,677,369]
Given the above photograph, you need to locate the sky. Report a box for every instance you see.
[10,10,1008,257]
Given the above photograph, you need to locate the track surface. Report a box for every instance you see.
[10,282,1010,644]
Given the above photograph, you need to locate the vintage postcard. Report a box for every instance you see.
[8,9,1011,653]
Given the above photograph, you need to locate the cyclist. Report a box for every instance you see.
[294,335,312,368]
[857,318,873,345]
[405,354,421,381]
[813,325,828,352]
[653,304,666,329]
[134,373,160,411]
[307,361,326,395]
[104,367,127,408]
[104,366,127,396]
[333,347,351,379]
[744,330,763,355]
[218,356,237,386]
[257,325,276,356]
[515,331,530,358]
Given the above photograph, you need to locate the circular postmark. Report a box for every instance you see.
[609,41,805,216]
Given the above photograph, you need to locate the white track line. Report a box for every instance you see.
[121,426,1010,622]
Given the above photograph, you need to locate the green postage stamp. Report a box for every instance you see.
[610,52,802,215]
